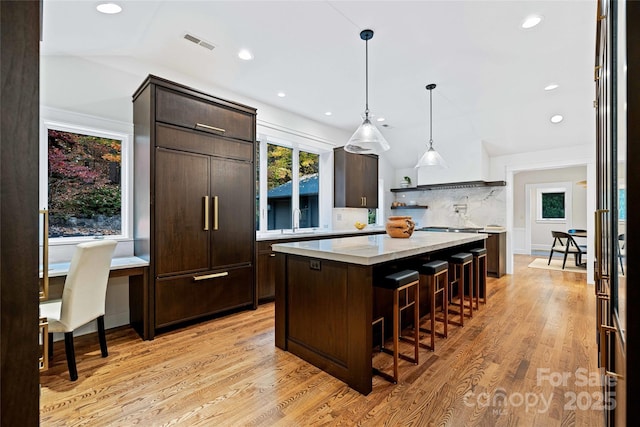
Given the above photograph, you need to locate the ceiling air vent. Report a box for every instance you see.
[183,33,216,51]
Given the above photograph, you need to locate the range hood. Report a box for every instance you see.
[391,180,506,192]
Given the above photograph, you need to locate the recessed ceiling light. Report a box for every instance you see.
[521,15,542,29]
[324,111,332,116]
[96,2,122,14]
[277,92,286,98]
[376,117,385,122]
[238,49,253,60]
[544,84,559,91]
[551,114,564,123]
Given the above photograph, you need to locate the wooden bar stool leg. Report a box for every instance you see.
[474,257,480,310]
[393,288,399,383]
[467,260,473,318]
[430,275,436,350]
[414,283,419,363]
[442,271,448,337]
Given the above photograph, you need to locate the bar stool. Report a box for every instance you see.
[373,269,420,384]
[417,260,448,351]
[449,253,474,326]
[470,247,488,309]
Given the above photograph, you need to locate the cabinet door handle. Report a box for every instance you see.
[193,271,229,281]
[364,196,367,206]
[203,196,209,231]
[195,123,226,134]
[270,253,276,257]
[213,196,219,230]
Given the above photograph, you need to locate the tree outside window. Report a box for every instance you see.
[48,129,122,238]
[540,191,566,220]
[260,142,320,231]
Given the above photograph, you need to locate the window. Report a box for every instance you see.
[267,144,293,230]
[41,114,130,241]
[537,188,567,221]
[298,151,319,228]
[256,138,321,232]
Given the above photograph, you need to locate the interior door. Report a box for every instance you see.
[155,148,210,276]
[595,1,627,424]
[210,156,254,268]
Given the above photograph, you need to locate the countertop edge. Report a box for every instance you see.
[272,233,487,266]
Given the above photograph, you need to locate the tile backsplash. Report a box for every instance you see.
[391,187,506,229]
[332,208,370,230]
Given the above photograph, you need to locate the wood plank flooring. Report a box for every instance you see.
[40,255,604,426]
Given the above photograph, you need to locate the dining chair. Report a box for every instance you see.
[40,240,117,381]
[548,231,587,269]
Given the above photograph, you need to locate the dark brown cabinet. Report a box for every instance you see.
[334,147,378,208]
[257,242,277,301]
[486,231,506,278]
[132,75,256,339]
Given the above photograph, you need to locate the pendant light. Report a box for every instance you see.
[415,83,447,168]
[344,29,390,155]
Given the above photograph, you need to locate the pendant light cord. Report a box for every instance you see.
[429,86,433,143]
[365,37,369,118]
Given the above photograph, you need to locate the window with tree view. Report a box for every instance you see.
[259,141,320,231]
[48,129,122,238]
[541,191,565,219]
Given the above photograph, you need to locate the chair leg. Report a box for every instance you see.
[548,250,554,265]
[64,332,78,381]
[562,251,569,269]
[97,315,108,358]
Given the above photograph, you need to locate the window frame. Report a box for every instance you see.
[536,186,570,222]
[40,109,133,245]
[256,134,324,233]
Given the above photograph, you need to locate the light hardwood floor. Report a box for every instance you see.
[40,255,604,426]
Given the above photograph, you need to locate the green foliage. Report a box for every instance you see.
[267,145,292,189]
[542,192,565,219]
[48,128,122,228]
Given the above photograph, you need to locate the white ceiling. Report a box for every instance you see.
[41,0,597,169]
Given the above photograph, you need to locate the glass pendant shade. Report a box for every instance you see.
[415,141,447,168]
[415,83,446,168]
[345,116,390,154]
[344,29,390,155]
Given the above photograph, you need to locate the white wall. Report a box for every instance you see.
[514,167,587,252]
[416,139,489,185]
[489,144,595,282]
[41,54,401,333]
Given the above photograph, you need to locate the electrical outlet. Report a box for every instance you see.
[310,259,321,270]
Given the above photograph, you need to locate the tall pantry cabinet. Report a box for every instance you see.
[132,75,256,339]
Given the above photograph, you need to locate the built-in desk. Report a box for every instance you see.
[42,256,150,340]
[272,231,486,394]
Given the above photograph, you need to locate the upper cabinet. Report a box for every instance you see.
[334,147,378,208]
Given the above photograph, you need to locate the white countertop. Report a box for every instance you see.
[256,226,386,241]
[42,256,149,278]
[272,231,487,266]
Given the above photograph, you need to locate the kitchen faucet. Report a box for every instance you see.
[292,208,301,232]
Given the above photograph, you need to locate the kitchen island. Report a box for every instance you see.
[272,231,486,394]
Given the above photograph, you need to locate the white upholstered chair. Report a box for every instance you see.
[40,240,117,381]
